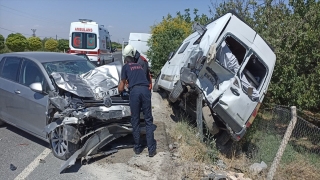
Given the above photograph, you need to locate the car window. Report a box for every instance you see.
[0,57,5,75]
[0,57,21,82]
[19,59,49,91]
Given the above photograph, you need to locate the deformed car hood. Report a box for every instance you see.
[51,61,122,99]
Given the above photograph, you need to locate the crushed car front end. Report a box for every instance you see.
[44,62,145,172]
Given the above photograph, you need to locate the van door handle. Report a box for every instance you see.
[230,87,240,96]
[14,90,21,94]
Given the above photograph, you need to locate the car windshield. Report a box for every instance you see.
[76,54,89,60]
[42,59,96,75]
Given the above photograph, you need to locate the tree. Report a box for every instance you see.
[5,33,28,52]
[57,39,69,52]
[0,34,5,51]
[45,38,58,52]
[27,37,42,51]
[147,9,212,75]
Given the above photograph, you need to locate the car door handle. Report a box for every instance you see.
[230,87,240,96]
[14,90,21,94]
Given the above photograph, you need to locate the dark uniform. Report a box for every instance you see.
[121,61,157,156]
[133,51,152,90]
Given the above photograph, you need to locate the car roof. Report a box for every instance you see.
[0,52,86,63]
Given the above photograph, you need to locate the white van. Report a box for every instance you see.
[128,33,152,67]
[68,19,114,66]
[153,11,276,144]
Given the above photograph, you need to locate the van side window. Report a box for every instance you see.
[106,37,111,49]
[0,57,21,82]
[241,54,267,90]
[216,36,247,69]
[178,42,190,54]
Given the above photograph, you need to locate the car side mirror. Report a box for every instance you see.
[29,82,43,94]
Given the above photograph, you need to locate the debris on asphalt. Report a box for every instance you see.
[10,164,17,171]
[249,161,267,175]
[202,171,227,180]
[19,143,28,146]
[39,159,46,164]
[169,144,173,150]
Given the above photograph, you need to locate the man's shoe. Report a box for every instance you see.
[133,148,142,155]
[149,150,157,157]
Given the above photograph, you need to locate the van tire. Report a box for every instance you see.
[203,106,220,135]
[169,80,184,103]
[216,131,231,146]
[153,74,160,92]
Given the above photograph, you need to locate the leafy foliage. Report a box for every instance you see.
[5,33,28,52]
[57,39,69,52]
[27,37,42,51]
[147,9,212,75]
[45,38,58,52]
[0,34,5,51]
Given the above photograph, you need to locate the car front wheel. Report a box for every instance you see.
[49,125,80,160]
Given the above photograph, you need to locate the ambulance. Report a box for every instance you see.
[68,19,114,66]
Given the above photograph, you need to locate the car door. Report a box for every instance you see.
[13,58,49,138]
[0,56,22,125]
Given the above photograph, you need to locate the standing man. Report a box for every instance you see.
[118,56,157,157]
[122,45,152,90]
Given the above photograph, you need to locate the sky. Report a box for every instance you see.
[0,0,216,43]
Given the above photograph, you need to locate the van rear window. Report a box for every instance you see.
[72,32,97,49]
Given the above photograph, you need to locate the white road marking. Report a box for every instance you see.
[14,148,51,180]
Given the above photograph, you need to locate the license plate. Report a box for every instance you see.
[107,88,119,96]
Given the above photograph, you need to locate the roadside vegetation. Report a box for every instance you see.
[0,33,122,53]
[169,109,320,179]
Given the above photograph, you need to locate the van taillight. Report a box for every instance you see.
[246,103,261,128]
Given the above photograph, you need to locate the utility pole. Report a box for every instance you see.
[31,29,36,37]
[56,35,57,40]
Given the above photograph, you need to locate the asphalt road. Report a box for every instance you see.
[0,51,125,180]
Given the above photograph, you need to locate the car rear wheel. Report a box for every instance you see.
[49,125,80,160]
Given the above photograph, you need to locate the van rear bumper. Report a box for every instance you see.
[212,103,247,141]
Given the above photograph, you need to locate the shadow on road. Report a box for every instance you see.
[1,123,49,148]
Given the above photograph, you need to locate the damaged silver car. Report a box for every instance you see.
[153,11,276,145]
[0,52,144,172]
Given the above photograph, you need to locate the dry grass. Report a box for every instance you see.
[275,156,320,180]
[169,120,211,163]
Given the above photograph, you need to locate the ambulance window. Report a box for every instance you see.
[86,34,96,49]
[72,33,83,48]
